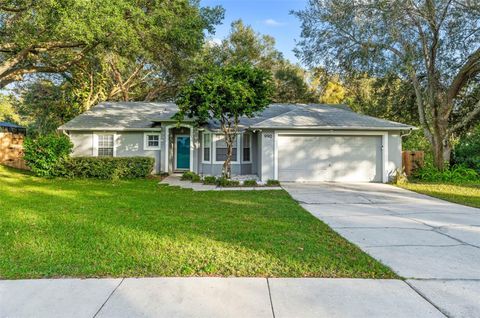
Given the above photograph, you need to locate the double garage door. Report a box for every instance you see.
[278,135,383,182]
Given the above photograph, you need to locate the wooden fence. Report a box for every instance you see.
[402,151,424,176]
[0,132,29,170]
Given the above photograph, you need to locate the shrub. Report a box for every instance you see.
[243,179,258,187]
[191,174,201,182]
[413,163,478,183]
[181,171,200,181]
[453,126,480,174]
[266,179,280,186]
[216,177,240,187]
[62,157,154,180]
[393,169,409,185]
[23,134,73,177]
[203,175,217,185]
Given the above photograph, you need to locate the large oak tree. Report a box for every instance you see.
[0,0,223,89]
[294,0,480,169]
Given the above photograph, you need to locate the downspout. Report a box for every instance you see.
[401,128,413,138]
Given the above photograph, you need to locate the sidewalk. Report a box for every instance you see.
[0,277,445,318]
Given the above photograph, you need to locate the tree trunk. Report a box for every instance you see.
[429,100,451,170]
[222,141,232,178]
[221,122,237,179]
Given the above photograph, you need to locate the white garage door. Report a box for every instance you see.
[278,135,383,182]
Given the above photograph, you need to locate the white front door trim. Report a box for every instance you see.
[164,124,194,173]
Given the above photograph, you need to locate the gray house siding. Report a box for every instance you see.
[68,131,162,173]
[69,131,94,156]
[259,130,275,181]
[116,132,161,173]
[67,128,404,182]
[388,132,402,178]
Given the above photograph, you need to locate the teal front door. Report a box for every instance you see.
[176,136,190,170]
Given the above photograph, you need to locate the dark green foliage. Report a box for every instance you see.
[273,62,314,103]
[62,157,154,180]
[243,179,258,187]
[216,177,240,187]
[202,175,217,185]
[181,171,200,181]
[266,179,281,186]
[453,126,480,174]
[177,64,273,124]
[23,135,73,177]
[403,130,431,152]
[413,164,478,183]
[176,64,273,178]
[1,0,224,89]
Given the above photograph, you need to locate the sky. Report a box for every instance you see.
[200,0,308,64]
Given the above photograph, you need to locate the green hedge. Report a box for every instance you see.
[62,157,154,180]
[24,134,73,178]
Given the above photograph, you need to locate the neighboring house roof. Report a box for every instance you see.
[59,102,414,131]
[0,121,26,134]
[0,121,24,129]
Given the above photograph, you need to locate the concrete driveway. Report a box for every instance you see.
[282,182,480,317]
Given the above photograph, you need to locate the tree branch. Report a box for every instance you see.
[0,45,94,88]
[0,5,28,12]
[448,99,480,134]
[447,48,480,103]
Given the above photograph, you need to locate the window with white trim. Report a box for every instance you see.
[202,133,211,163]
[144,133,161,150]
[242,133,251,162]
[215,134,237,162]
[98,134,114,157]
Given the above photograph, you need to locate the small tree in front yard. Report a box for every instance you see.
[176,65,273,178]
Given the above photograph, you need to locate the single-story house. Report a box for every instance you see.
[58,102,414,183]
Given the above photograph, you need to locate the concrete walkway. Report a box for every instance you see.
[282,182,480,318]
[0,277,445,318]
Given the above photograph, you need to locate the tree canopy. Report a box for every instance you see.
[294,0,480,169]
[0,0,223,88]
[176,65,273,177]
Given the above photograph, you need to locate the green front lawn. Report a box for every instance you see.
[398,182,480,208]
[0,166,395,279]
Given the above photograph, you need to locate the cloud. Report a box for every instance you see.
[206,38,222,47]
[263,19,285,27]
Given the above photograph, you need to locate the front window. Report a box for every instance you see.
[98,134,114,157]
[243,133,251,162]
[147,135,159,147]
[203,133,211,162]
[144,133,161,150]
[215,134,237,162]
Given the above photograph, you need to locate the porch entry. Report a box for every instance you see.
[175,135,190,170]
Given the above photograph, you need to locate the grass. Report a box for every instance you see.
[0,166,396,279]
[398,181,480,208]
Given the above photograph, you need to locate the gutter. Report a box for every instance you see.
[57,127,162,132]
[250,126,417,131]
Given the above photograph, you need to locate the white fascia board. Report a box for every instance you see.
[251,126,416,131]
[61,127,162,132]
